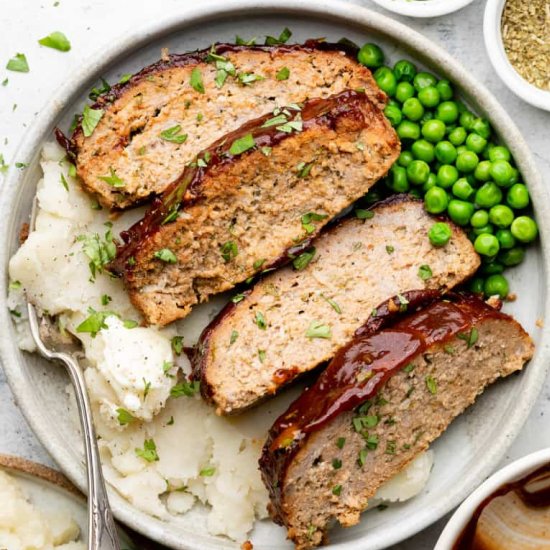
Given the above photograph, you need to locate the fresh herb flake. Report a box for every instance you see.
[292,247,316,271]
[81,105,104,137]
[60,173,69,191]
[336,437,346,449]
[117,408,135,426]
[171,336,184,355]
[200,466,216,477]
[332,484,342,496]
[76,308,114,337]
[160,125,188,144]
[355,209,374,220]
[220,240,238,262]
[254,311,267,330]
[38,31,71,52]
[458,327,479,348]
[190,67,205,93]
[135,439,159,462]
[232,293,246,304]
[276,67,290,80]
[154,248,177,264]
[418,264,433,281]
[229,133,256,155]
[258,349,266,363]
[230,330,239,345]
[170,380,200,398]
[265,27,292,45]
[425,375,437,395]
[306,320,331,340]
[6,53,29,73]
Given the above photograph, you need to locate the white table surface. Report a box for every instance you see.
[1,0,549,548]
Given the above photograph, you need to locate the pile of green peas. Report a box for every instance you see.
[357,43,539,300]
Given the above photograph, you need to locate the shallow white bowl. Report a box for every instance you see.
[435,448,550,549]
[370,0,475,18]
[0,0,549,549]
[484,0,550,112]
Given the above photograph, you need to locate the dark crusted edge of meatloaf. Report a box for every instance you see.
[57,39,380,157]
[258,291,514,525]
[107,89,390,275]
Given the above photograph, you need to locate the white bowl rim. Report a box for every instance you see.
[370,0,476,18]
[484,0,550,112]
[435,447,550,549]
[1,0,549,548]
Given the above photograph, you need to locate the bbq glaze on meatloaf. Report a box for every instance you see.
[109,90,400,326]
[69,41,386,209]
[193,196,480,415]
[259,292,534,550]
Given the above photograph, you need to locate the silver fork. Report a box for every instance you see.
[25,198,120,550]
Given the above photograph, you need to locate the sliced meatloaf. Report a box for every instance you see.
[69,41,385,209]
[109,90,399,326]
[194,197,480,415]
[259,293,534,550]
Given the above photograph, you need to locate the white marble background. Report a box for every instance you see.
[0,0,549,548]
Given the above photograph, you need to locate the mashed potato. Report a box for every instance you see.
[0,469,85,550]
[8,144,433,543]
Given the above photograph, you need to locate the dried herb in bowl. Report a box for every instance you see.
[501,0,550,91]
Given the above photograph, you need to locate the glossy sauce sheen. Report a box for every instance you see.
[453,464,550,549]
[259,292,506,523]
[106,89,372,275]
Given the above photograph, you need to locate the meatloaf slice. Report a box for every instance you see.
[194,196,480,415]
[109,90,399,326]
[259,293,534,550]
[69,41,385,209]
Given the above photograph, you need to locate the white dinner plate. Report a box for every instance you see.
[1,1,549,549]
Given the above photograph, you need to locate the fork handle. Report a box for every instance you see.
[62,353,120,550]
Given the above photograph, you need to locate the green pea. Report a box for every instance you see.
[435,101,459,124]
[437,164,459,188]
[481,260,504,275]
[489,205,514,228]
[456,151,479,173]
[459,111,475,130]
[395,81,415,103]
[436,79,453,101]
[471,117,492,139]
[357,43,384,68]
[511,216,538,243]
[414,72,437,91]
[435,141,457,164]
[448,126,467,146]
[452,178,474,200]
[391,165,410,193]
[472,224,495,236]
[509,167,519,185]
[421,119,446,143]
[397,121,421,141]
[489,145,511,162]
[418,86,440,108]
[471,209,489,228]
[428,221,452,246]
[448,199,475,226]
[490,160,515,187]
[411,139,435,163]
[398,151,414,168]
[407,160,430,185]
[507,183,530,210]
[456,145,468,156]
[495,229,516,249]
[425,186,449,214]
[484,274,509,298]
[384,104,402,126]
[420,111,434,124]
[387,99,400,108]
[474,234,500,257]
[500,247,525,267]
[475,182,503,208]
[393,59,417,82]
[474,160,492,182]
[469,277,485,294]
[423,173,438,192]
[482,142,495,160]
[374,66,397,97]
[465,133,487,154]
[402,97,425,121]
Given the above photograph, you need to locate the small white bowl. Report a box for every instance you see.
[484,0,550,111]
[435,448,550,549]
[370,0,476,18]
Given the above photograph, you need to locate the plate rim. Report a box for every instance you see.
[1,0,549,548]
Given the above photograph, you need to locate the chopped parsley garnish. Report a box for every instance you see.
[386,441,397,455]
[296,161,314,179]
[160,125,188,144]
[76,308,114,337]
[321,294,341,314]
[220,240,238,262]
[163,361,174,376]
[276,67,290,80]
[38,31,71,52]
[200,466,216,477]
[356,142,365,151]
[305,320,331,339]
[332,458,342,469]
[190,67,205,93]
[258,349,266,363]
[135,439,159,462]
[68,162,77,177]
[143,379,151,397]
[365,434,379,450]
[336,437,346,449]
[265,27,292,45]
[358,449,368,467]
[98,167,125,187]
[123,320,138,329]
[254,311,267,330]
[8,280,22,291]
[353,415,379,432]
[229,133,256,155]
[231,293,246,304]
[154,248,177,264]
[6,53,29,73]
[397,294,409,312]
[81,105,104,137]
[214,59,236,88]
[418,264,433,281]
[15,162,27,169]
[230,330,239,345]
[119,73,132,84]
[355,209,374,220]
[253,258,266,270]
[2,78,7,86]
[458,327,479,348]
[301,212,327,234]
[386,245,395,254]
[171,336,184,355]
[0,154,8,174]
[116,408,135,426]
[167,416,175,426]
[403,363,415,373]
[292,247,316,271]
[425,375,437,395]
[238,72,265,86]
[60,173,69,191]
[170,380,200,398]
[444,344,455,355]
[260,146,272,157]
[261,114,288,128]
[236,35,257,46]
[77,229,116,280]
[276,117,303,134]
[100,294,112,306]
[332,484,342,496]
